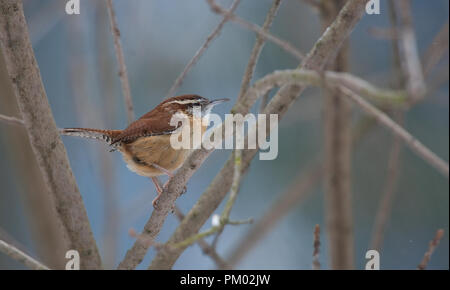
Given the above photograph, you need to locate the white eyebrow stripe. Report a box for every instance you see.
[165,99,202,105]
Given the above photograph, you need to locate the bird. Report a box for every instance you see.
[61,94,229,207]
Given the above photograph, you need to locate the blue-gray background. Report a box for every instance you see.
[0,0,448,269]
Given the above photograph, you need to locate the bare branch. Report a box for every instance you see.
[319,0,353,270]
[0,240,50,270]
[166,0,241,99]
[210,150,244,249]
[206,0,304,61]
[0,113,24,126]
[238,0,282,100]
[370,118,402,251]
[168,217,252,250]
[106,0,135,124]
[338,85,448,178]
[0,0,101,269]
[149,0,369,269]
[312,224,321,270]
[422,20,449,78]
[417,229,445,270]
[173,207,231,269]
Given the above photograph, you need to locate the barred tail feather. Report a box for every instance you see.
[60,128,122,145]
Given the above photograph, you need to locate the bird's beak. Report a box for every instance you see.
[209,98,229,106]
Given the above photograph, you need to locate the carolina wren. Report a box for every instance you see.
[62,94,228,206]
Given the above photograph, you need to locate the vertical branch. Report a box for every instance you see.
[320,0,354,270]
[0,60,68,269]
[395,0,426,102]
[106,0,135,124]
[0,0,101,269]
[312,224,321,270]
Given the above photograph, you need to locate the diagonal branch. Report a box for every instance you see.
[338,85,448,178]
[173,207,231,269]
[0,0,102,269]
[206,0,304,61]
[0,240,50,270]
[0,113,24,126]
[417,229,445,270]
[166,0,241,99]
[238,0,282,101]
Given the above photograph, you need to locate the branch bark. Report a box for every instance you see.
[106,0,135,124]
[320,0,354,270]
[0,113,24,126]
[417,229,445,270]
[0,0,101,269]
[0,240,50,270]
[395,0,426,102]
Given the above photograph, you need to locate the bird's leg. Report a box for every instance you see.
[151,162,174,178]
[151,177,163,208]
[151,163,187,197]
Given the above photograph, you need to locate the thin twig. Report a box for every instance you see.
[238,0,282,101]
[0,113,24,126]
[0,240,50,270]
[165,0,241,99]
[106,0,135,124]
[370,113,403,251]
[206,0,304,61]
[422,20,449,78]
[0,0,102,269]
[149,0,369,269]
[173,206,231,269]
[338,85,448,178]
[168,217,252,250]
[210,149,244,249]
[312,224,321,270]
[417,229,445,270]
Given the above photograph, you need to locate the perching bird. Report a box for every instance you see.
[61,94,228,206]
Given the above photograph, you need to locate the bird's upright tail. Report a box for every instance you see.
[60,128,122,146]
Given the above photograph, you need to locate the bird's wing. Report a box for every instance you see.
[111,114,181,144]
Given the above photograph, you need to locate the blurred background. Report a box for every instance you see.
[0,0,448,269]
